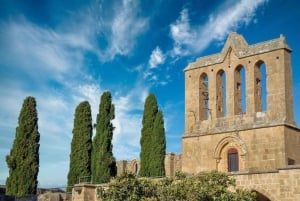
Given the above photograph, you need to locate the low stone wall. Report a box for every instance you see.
[232,166,300,201]
[71,167,300,201]
[72,184,108,201]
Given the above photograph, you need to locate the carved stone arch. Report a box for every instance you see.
[213,135,248,171]
[130,159,139,174]
[255,60,266,68]
[252,187,279,201]
[214,135,247,158]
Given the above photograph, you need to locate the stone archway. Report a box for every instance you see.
[130,159,139,174]
[252,188,278,201]
[213,135,248,172]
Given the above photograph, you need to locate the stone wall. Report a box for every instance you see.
[116,153,181,177]
[184,33,295,135]
[164,153,181,177]
[116,159,139,175]
[72,184,103,201]
[182,125,297,174]
[232,166,300,201]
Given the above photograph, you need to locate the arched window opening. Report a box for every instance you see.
[216,70,226,117]
[288,158,295,165]
[254,191,271,201]
[234,66,246,114]
[228,148,239,172]
[199,73,209,120]
[254,61,267,112]
[135,163,139,174]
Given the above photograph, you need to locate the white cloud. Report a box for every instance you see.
[99,0,148,61]
[0,19,87,82]
[170,0,268,55]
[149,46,165,68]
[0,15,99,187]
[112,82,149,160]
[72,83,103,124]
[170,9,195,56]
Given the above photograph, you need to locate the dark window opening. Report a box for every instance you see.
[255,61,267,112]
[288,158,295,165]
[216,70,226,117]
[199,73,209,121]
[235,66,246,114]
[228,148,239,172]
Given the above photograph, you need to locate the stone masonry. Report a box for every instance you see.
[116,153,181,177]
[183,32,300,200]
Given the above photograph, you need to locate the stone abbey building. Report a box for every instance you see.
[73,33,300,201]
[115,33,300,200]
[183,32,300,200]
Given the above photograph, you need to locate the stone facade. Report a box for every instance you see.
[116,153,181,177]
[183,32,300,200]
[72,184,106,201]
[232,167,300,201]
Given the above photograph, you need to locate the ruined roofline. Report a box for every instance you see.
[185,32,292,71]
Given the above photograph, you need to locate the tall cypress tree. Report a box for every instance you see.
[67,101,92,190]
[139,93,166,177]
[6,96,40,197]
[91,91,116,183]
[151,110,166,176]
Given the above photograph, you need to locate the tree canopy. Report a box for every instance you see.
[6,96,40,197]
[67,101,93,190]
[92,91,116,183]
[139,93,166,177]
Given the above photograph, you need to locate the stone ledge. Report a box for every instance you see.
[183,122,300,138]
[227,166,300,176]
[228,170,279,176]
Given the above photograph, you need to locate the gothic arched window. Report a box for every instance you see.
[199,73,209,120]
[234,66,246,114]
[216,70,226,117]
[254,61,267,112]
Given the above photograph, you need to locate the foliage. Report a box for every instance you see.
[92,91,116,183]
[151,110,166,176]
[67,101,93,191]
[140,93,166,177]
[97,172,157,201]
[97,171,256,201]
[6,96,40,197]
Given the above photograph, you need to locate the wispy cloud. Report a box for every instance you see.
[112,80,149,160]
[170,9,195,56]
[170,0,268,55]
[149,46,165,68]
[0,8,95,188]
[98,0,148,61]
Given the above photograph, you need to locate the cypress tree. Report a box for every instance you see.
[6,96,40,197]
[151,110,166,176]
[140,93,166,177]
[91,91,116,183]
[67,101,92,190]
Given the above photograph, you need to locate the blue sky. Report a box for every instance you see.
[0,0,300,188]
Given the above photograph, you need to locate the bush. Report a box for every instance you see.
[97,171,256,201]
